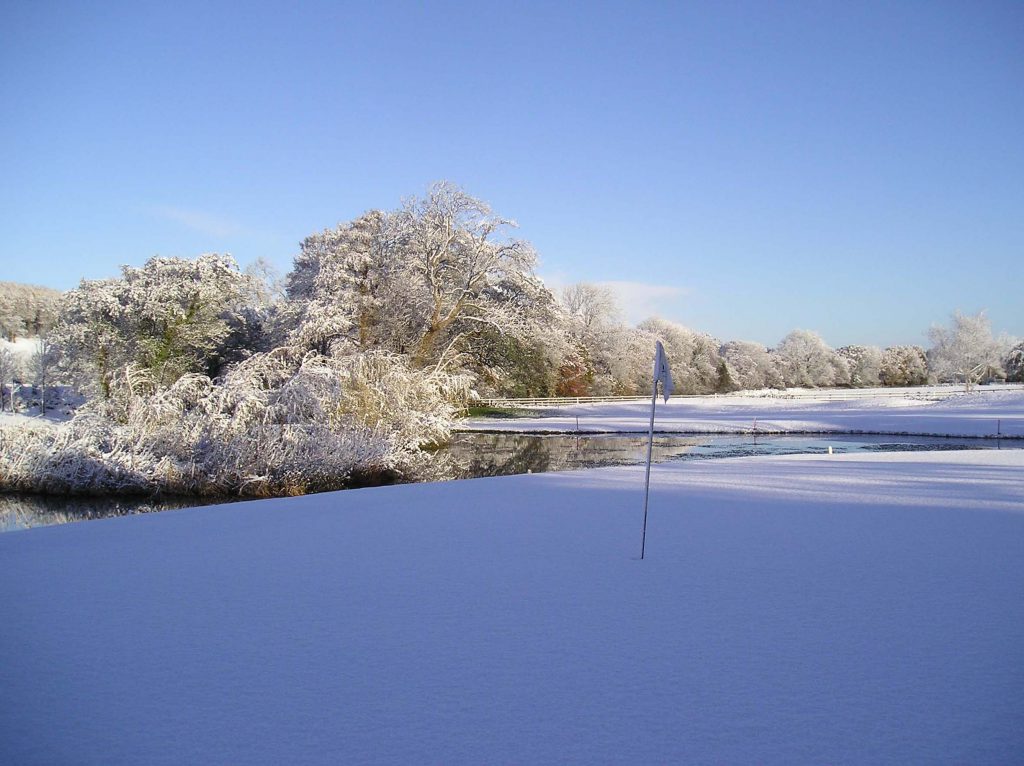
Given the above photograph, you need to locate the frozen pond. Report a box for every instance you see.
[2,433,1018,532]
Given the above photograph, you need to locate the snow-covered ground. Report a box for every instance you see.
[0,336,42,358]
[463,389,1024,438]
[2,449,1023,764]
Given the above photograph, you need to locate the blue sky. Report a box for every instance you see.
[2,1,1021,348]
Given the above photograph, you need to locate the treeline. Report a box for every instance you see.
[0,282,62,340]
[1,183,1021,497]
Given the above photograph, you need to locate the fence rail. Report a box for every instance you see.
[479,384,1024,409]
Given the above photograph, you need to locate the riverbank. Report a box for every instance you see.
[461,389,1024,438]
[2,448,1022,763]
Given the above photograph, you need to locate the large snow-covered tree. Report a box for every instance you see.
[285,183,553,378]
[927,311,1003,391]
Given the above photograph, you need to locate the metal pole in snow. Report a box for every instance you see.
[640,377,658,560]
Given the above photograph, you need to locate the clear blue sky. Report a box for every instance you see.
[2,0,1021,348]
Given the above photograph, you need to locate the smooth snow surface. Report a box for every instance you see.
[2,450,1023,764]
[464,390,1024,438]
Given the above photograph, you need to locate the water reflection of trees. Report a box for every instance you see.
[0,494,226,532]
[447,434,703,479]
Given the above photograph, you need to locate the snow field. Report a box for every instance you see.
[464,389,1024,438]
[1,449,1022,764]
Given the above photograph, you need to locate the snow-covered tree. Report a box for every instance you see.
[51,254,256,396]
[602,325,658,395]
[26,337,59,416]
[0,282,61,340]
[720,340,783,391]
[1003,341,1024,383]
[285,184,554,385]
[927,311,1003,391]
[556,283,627,395]
[773,330,847,388]
[638,318,722,394]
[0,347,18,412]
[879,345,929,386]
[836,345,883,387]
[561,283,620,340]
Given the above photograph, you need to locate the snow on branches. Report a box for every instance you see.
[0,347,465,497]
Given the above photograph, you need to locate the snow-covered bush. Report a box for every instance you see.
[0,348,465,498]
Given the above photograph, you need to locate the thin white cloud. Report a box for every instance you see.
[150,205,247,239]
[599,280,688,325]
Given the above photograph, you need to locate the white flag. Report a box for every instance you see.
[653,340,674,402]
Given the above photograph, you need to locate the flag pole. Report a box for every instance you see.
[640,376,658,560]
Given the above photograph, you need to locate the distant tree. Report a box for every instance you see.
[837,345,883,387]
[714,359,737,393]
[639,318,722,393]
[561,283,620,338]
[879,345,929,386]
[1002,341,1024,383]
[604,326,660,395]
[0,347,17,412]
[0,281,62,341]
[243,257,286,309]
[26,337,59,416]
[720,340,783,390]
[927,311,1003,391]
[774,330,846,388]
[555,344,595,397]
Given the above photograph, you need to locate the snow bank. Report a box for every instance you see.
[463,390,1024,438]
[2,450,1022,764]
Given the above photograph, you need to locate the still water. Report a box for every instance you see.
[2,433,1016,532]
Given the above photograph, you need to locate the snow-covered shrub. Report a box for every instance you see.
[0,347,466,498]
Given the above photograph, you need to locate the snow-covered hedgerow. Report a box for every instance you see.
[0,348,465,497]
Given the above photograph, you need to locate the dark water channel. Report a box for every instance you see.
[2,433,1017,532]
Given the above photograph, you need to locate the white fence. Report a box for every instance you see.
[480,383,1024,409]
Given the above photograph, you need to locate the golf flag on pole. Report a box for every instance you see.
[653,340,674,402]
[641,341,673,559]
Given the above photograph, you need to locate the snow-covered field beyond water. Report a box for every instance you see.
[464,389,1024,438]
[2,448,1023,764]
